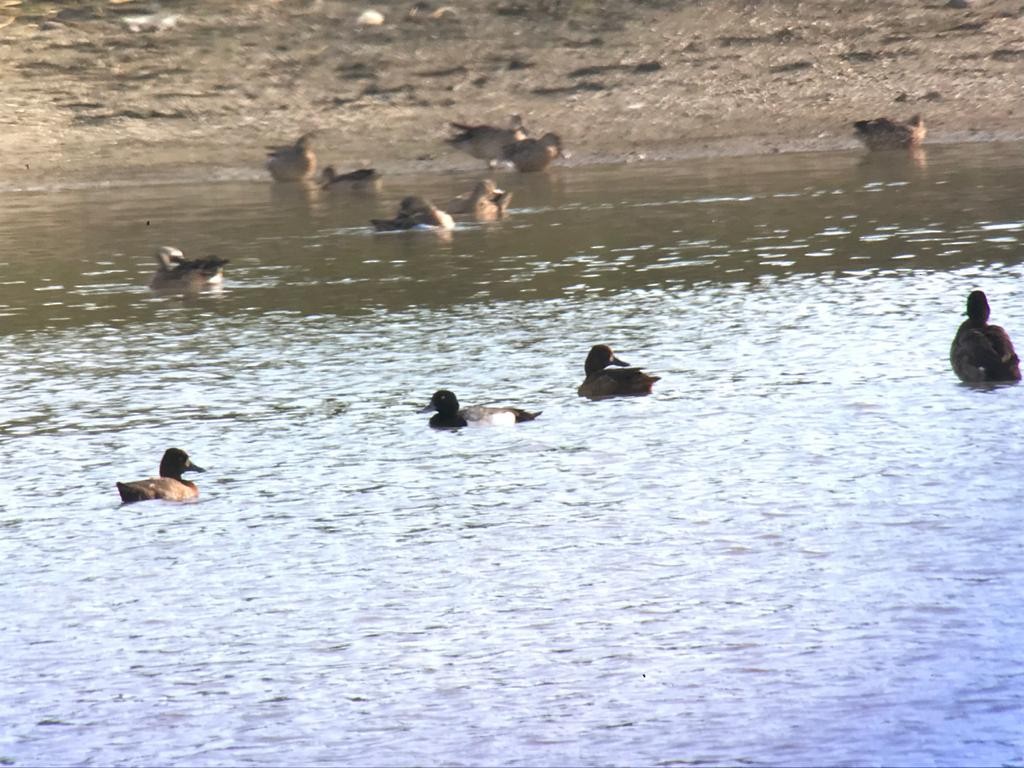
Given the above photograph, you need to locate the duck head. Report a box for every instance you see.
[159,448,205,480]
[966,290,991,324]
[584,344,629,375]
[420,389,460,418]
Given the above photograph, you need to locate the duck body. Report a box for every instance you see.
[853,114,926,151]
[502,132,564,172]
[578,344,660,399]
[950,290,1021,383]
[372,196,455,231]
[446,179,512,220]
[116,448,205,503]
[266,132,317,181]
[320,166,382,192]
[150,246,229,291]
[421,389,540,429]
[446,116,527,162]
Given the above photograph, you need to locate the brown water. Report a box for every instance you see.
[2,145,1023,766]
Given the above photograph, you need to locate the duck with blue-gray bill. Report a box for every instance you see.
[420,389,541,429]
[578,344,660,399]
[950,290,1021,383]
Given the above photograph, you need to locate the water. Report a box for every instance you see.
[2,145,1023,766]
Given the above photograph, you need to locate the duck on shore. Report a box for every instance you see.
[446,115,527,164]
[266,132,317,181]
[853,114,926,151]
[501,132,566,172]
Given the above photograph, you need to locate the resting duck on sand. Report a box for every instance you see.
[446,115,527,164]
[853,114,926,151]
[501,132,566,172]
[266,132,317,181]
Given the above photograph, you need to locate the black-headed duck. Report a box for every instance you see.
[502,132,566,173]
[950,290,1021,384]
[150,246,229,292]
[116,448,206,503]
[446,179,512,220]
[320,165,382,192]
[420,389,541,429]
[446,115,527,163]
[266,132,317,182]
[853,114,926,151]
[371,196,455,231]
[578,344,660,399]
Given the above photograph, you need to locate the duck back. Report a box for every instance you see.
[951,320,1021,383]
[578,367,660,399]
[117,477,199,503]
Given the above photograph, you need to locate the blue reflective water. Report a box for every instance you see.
[1,145,1023,766]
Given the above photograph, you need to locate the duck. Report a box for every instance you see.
[446,115,527,163]
[853,114,926,151]
[265,132,317,181]
[950,290,1021,383]
[578,344,660,399]
[446,179,513,220]
[116,448,206,503]
[501,132,566,172]
[420,389,541,429]
[320,165,382,192]
[371,196,455,231]
[149,246,229,291]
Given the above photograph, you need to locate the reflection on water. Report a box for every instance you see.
[2,145,1024,767]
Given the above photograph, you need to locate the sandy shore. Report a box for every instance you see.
[2,0,1023,186]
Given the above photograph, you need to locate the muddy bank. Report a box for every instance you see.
[2,0,1023,187]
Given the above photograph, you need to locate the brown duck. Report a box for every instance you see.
[578,344,660,399]
[853,114,926,151]
[320,166,382,192]
[266,132,317,181]
[117,448,206,503]
[446,115,527,163]
[371,196,455,231]
[446,179,513,220]
[950,290,1021,383]
[502,132,565,173]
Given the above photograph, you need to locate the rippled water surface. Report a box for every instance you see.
[2,145,1024,767]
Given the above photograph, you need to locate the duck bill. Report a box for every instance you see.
[418,403,437,414]
[609,355,629,367]
[186,462,206,473]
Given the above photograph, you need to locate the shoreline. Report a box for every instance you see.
[2,0,1023,190]
[5,129,1024,195]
